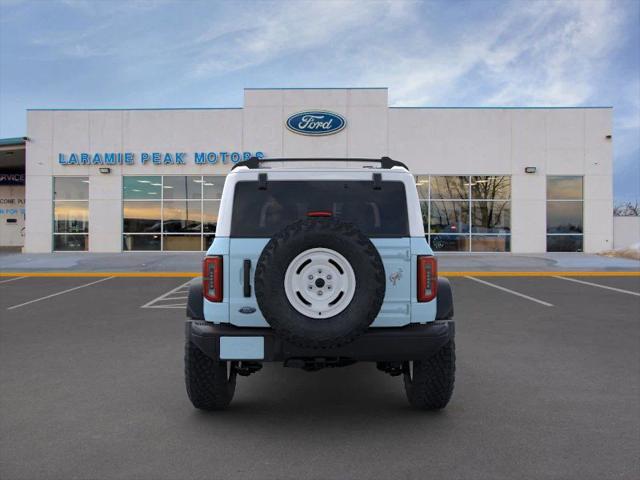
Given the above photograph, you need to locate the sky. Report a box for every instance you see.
[0,0,638,202]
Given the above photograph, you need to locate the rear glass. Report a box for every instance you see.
[231,180,409,238]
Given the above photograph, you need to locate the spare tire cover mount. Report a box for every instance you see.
[284,247,356,319]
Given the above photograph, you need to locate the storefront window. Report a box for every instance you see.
[53,177,89,251]
[415,176,429,199]
[162,200,202,233]
[471,176,511,200]
[162,176,202,200]
[203,176,224,199]
[430,201,469,233]
[122,175,224,251]
[430,176,468,199]
[417,175,511,252]
[471,201,510,233]
[123,201,161,232]
[546,176,583,252]
[123,176,161,199]
[430,234,470,252]
[122,234,161,251]
[471,235,511,252]
[203,201,220,233]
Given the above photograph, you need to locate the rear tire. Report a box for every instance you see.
[185,341,237,410]
[403,340,455,410]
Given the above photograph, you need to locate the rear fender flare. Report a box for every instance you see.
[436,277,454,320]
[187,278,204,320]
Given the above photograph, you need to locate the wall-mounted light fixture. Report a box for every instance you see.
[524,167,537,174]
[99,167,111,174]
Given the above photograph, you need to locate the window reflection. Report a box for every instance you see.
[471,176,510,200]
[203,235,215,250]
[546,176,583,252]
[416,175,511,252]
[547,176,583,200]
[163,176,202,200]
[123,234,161,251]
[419,201,429,230]
[163,200,202,232]
[163,235,202,251]
[471,201,510,233]
[54,201,89,233]
[547,235,583,252]
[471,235,510,252]
[123,176,162,199]
[123,201,161,232]
[203,201,220,233]
[547,201,583,233]
[430,201,469,233]
[54,177,89,200]
[430,235,470,252]
[54,234,88,251]
[203,176,224,199]
[430,176,468,199]
[415,176,429,199]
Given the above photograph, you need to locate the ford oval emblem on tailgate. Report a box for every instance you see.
[239,307,257,314]
[286,110,346,136]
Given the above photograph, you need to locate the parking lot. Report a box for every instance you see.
[1,273,639,480]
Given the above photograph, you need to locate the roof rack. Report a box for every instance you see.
[231,156,409,171]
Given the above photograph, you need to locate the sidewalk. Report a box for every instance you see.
[1,251,638,274]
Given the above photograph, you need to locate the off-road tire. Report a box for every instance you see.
[254,218,385,349]
[184,341,237,410]
[403,340,455,410]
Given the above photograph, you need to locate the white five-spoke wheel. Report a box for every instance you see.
[284,248,356,318]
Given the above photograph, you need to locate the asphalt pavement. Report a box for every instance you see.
[1,274,639,480]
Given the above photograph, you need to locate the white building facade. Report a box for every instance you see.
[23,88,613,253]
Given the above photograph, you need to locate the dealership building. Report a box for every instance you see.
[0,88,614,253]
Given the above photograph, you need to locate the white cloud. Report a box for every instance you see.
[348,0,625,107]
[189,0,410,78]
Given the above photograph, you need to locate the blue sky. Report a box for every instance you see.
[1,0,638,202]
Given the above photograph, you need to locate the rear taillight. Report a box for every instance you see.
[417,256,438,302]
[203,256,223,302]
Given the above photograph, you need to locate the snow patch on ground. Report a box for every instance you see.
[599,242,640,261]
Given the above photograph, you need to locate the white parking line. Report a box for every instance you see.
[144,304,187,309]
[554,276,640,297]
[141,280,192,309]
[7,277,115,310]
[466,276,554,307]
[0,276,27,284]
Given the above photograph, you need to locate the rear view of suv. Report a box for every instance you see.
[184,157,455,410]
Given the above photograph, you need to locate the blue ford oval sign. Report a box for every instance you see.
[286,111,346,136]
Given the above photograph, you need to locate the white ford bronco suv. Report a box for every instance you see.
[184,157,455,410]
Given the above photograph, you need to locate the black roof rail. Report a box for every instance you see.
[230,156,409,171]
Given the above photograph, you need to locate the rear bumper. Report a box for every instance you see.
[186,320,455,362]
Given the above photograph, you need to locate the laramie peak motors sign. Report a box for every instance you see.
[57,151,265,166]
[286,111,346,136]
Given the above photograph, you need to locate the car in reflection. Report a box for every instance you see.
[144,220,202,233]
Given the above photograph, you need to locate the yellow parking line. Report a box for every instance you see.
[0,272,199,278]
[442,271,640,277]
[0,271,638,278]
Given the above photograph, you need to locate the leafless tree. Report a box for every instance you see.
[613,201,639,216]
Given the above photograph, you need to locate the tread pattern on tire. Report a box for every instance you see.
[184,341,236,410]
[254,219,386,349]
[404,340,456,410]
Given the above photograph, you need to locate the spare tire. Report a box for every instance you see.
[254,218,385,349]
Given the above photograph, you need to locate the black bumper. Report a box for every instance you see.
[186,320,455,362]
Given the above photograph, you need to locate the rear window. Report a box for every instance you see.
[231,180,409,238]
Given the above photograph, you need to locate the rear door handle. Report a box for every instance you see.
[243,259,252,297]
